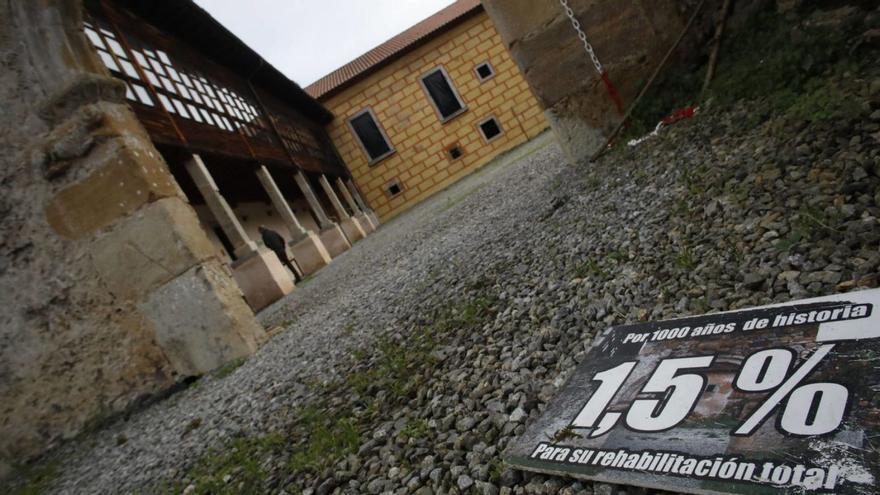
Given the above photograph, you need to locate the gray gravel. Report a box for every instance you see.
[39,132,568,493]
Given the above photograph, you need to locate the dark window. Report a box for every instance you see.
[421,68,464,121]
[350,111,393,161]
[475,62,494,81]
[479,117,502,141]
[386,179,403,197]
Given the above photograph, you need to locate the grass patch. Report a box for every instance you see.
[9,461,59,495]
[288,410,360,472]
[605,250,628,262]
[625,4,870,139]
[213,357,246,380]
[776,205,842,252]
[400,418,430,442]
[674,247,698,270]
[170,433,287,495]
[172,292,499,492]
[573,257,609,280]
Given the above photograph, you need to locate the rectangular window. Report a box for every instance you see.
[478,116,503,142]
[349,109,394,163]
[420,67,465,122]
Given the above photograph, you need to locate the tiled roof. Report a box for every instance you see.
[305,0,482,100]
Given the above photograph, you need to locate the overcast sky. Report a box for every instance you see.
[193,0,456,88]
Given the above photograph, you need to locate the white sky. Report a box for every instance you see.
[193,0,457,87]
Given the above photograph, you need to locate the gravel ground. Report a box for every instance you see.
[37,131,569,493]
[17,9,880,491]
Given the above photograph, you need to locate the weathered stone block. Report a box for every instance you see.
[339,216,366,243]
[544,105,606,165]
[318,224,352,258]
[90,197,217,301]
[368,210,381,227]
[289,232,332,276]
[231,249,295,312]
[44,137,182,239]
[38,73,125,126]
[481,0,566,45]
[139,261,266,376]
[356,211,376,232]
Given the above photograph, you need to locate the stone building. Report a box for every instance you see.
[481,0,704,164]
[306,0,549,221]
[0,0,377,471]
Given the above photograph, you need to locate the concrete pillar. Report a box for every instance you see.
[254,166,331,276]
[319,174,366,243]
[336,177,375,233]
[319,174,352,219]
[346,178,381,228]
[185,155,292,310]
[256,165,309,243]
[345,178,370,212]
[293,170,332,230]
[336,177,361,215]
[293,170,351,258]
[185,154,258,259]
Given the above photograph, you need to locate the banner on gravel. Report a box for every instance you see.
[505,289,880,495]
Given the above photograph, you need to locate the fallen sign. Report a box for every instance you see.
[505,289,880,494]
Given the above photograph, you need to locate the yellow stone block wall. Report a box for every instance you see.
[320,10,548,221]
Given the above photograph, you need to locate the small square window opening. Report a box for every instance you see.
[475,62,494,81]
[478,117,502,142]
[386,179,403,197]
[446,144,463,160]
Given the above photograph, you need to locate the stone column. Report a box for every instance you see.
[184,154,257,259]
[337,177,375,233]
[347,178,381,228]
[256,165,308,243]
[293,170,332,230]
[345,178,370,212]
[293,170,351,257]
[256,166,332,276]
[336,177,362,213]
[318,174,352,219]
[319,174,367,243]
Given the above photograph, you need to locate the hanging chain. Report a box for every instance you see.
[559,0,603,75]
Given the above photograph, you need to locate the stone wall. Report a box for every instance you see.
[0,0,265,476]
[321,10,549,221]
[481,0,710,164]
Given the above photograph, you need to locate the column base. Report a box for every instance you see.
[356,212,376,233]
[368,210,381,228]
[289,231,332,276]
[339,216,366,243]
[140,260,267,376]
[231,249,295,312]
[318,224,351,258]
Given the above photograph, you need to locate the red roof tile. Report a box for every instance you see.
[305,0,482,100]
